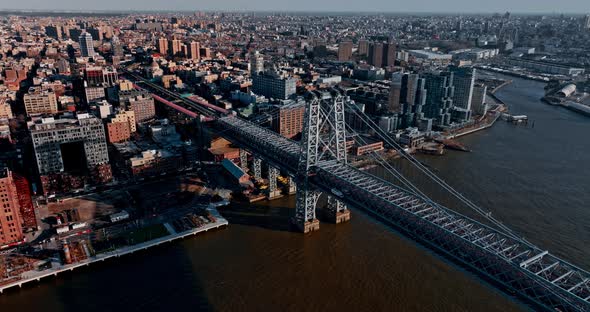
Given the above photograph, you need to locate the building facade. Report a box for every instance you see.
[79,32,95,57]
[252,73,297,100]
[0,169,24,246]
[23,88,58,116]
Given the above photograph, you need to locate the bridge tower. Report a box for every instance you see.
[293,89,351,233]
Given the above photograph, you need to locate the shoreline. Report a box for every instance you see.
[0,209,229,294]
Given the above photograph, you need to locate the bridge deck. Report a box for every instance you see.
[217,116,590,312]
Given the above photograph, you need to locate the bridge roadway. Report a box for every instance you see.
[216,116,590,312]
[121,69,590,311]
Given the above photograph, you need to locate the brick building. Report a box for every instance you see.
[0,169,24,247]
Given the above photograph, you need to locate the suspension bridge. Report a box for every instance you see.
[122,68,590,312]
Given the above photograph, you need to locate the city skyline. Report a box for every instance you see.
[1,0,590,14]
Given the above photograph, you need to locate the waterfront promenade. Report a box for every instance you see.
[0,209,228,294]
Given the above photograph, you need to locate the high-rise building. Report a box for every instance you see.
[383,42,397,67]
[388,74,402,113]
[23,88,59,116]
[79,32,95,57]
[358,40,369,56]
[0,169,24,246]
[128,95,156,122]
[422,72,454,126]
[45,25,61,39]
[250,51,264,75]
[338,41,353,61]
[368,42,384,67]
[189,41,200,60]
[158,37,169,56]
[87,27,103,41]
[472,84,488,116]
[584,15,590,29]
[29,113,112,193]
[447,66,475,111]
[270,101,305,139]
[170,39,183,56]
[395,73,428,128]
[252,72,297,100]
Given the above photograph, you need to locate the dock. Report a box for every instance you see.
[0,210,228,294]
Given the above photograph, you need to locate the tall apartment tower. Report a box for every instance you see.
[0,169,25,246]
[189,41,200,60]
[158,37,169,56]
[338,41,353,61]
[383,42,397,67]
[584,15,590,29]
[79,32,95,57]
[447,66,475,111]
[170,39,183,56]
[368,42,384,67]
[358,40,369,56]
[422,72,454,126]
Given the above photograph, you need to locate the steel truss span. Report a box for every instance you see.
[216,115,590,312]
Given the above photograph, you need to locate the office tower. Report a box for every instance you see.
[158,37,169,55]
[23,88,58,116]
[338,41,353,61]
[358,40,369,56]
[252,72,297,100]
[0,98,13,119]
[0,169,24,246]
[422,72,453,126]
[170,39,183,56]
[79,32,95,57]
[250,51,264,75]
[189,41,200,60]
[472,84,488,115]
[585,15,590,29]
[395,73,427,128]
[447,66,475,111]
[383,42,397,67]
[29,114,112,193]
[128,94,156,122]
[368,42,384,67]
[270,101,305,139]
[45,25,61,39]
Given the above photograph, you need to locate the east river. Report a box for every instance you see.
[1,76,588,311]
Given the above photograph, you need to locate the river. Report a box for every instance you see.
[1,76,588,311]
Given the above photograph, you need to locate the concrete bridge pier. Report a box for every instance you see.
[325,196,351,224]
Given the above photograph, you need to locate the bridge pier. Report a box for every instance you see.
[252,157,262,181]
[325,196,351,224]
[293,189,320,233]
[287,176,297,194]
[239,149,248,173]
[267,166,282,200]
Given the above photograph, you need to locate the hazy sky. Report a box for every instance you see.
[2,0,589,14]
